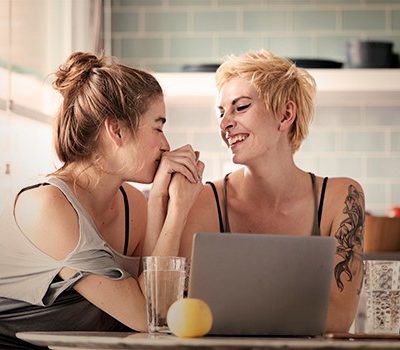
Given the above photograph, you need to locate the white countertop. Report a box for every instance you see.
[16,331,400,350]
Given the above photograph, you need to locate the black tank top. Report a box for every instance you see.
[206,172,328,235]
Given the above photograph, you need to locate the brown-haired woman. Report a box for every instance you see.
[179,49,365,333]
[0,52,204,348]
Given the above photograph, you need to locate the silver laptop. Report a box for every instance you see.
[188,233,336,336]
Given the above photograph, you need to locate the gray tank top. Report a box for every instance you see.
[0,176,140,345]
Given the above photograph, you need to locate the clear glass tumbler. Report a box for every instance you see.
[143,256,186,333]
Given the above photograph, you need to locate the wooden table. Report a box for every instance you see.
[16,331,400,350]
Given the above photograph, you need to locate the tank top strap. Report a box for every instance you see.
[119,185,130,256]
[318,177,329,230]
[222,173,231,233]
[206,173,231,233]
[206,181,225,232]
[308,173,329,236]
[309,172,320,236]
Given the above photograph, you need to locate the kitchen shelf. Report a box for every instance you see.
[156,69,400,107]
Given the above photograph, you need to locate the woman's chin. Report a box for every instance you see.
[128,172,155,184]
[231,154,245,165]
[133,176,154,184]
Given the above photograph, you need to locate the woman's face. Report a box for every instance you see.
[128,97,170,183]
[217,77,281,165]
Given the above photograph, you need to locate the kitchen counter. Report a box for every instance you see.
[16,331,400,350]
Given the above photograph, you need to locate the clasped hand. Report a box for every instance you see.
[150,145,204,204]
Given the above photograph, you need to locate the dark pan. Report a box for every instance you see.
[289,58,343,69]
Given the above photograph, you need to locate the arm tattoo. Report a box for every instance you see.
[334,185,364,292]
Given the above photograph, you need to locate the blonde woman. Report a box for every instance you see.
[180,50,365,333]
[0,52,203,348]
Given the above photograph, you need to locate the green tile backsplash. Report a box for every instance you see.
[342,10,386,31]
[268,36,314,58]
[393,184,400,203]
[341,131,386,152]
[145,11,188,32]
[243,11,289,31]
[170,37,215,58]
[120,38,164,58]
[193,11,237,31]
[391,132,400,152]
[293,11,336,31]
[116,0,162,6]
[367,157,400,178]
[112,12,138,32]
[392,10,400,30]
[111,0,400,70]
[217,36,264,56]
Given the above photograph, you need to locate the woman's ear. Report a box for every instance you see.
[104,117,123,146]
[278,101,297,131]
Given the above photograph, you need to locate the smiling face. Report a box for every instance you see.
[128,97,170,183]
[217,77,283,165]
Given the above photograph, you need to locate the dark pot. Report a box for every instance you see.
[182,64,220,72]
[346,40,394,68]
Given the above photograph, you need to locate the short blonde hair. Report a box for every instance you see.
[215,50,316,152]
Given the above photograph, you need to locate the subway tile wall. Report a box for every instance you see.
[111,0,400,72]
[111,0,400,215]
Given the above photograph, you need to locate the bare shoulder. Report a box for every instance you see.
[15,184,78,226]
[193,170,243,212]
[189,177,227,216]
[121,183,147,208]
[121,182,147,223]
[326,177,364,197]
[324,177,365,221]
[14,184,80,259]
[322,176,365,221]
[180,181,224,257]
[120,183,148,255]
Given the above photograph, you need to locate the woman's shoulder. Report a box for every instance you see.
[16,181,77,219]
[322,176,364,199]
[319,176,365,235]
[204,170,242,193]
[190,170,242,215]
[318,175,365,210]
[120,183,147,255]
[120,182,147,203]
[14,181,80,259]
[120,182,147,220]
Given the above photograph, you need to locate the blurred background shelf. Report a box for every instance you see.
[156,69,400,107]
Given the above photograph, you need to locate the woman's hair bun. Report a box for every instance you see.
[53,52,104,98]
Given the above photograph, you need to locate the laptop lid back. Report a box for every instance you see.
[188,233,336,336]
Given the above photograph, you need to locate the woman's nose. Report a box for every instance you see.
[161,135,170,152]
[220,112,235,131]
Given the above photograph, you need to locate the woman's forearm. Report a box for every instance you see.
[142,193,168,256]
[150,201,189,256]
